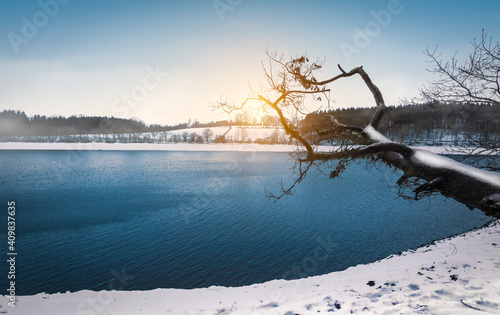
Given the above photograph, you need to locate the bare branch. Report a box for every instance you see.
[302,142,413,162]
[214,47,500,218]
[420,31,500,105]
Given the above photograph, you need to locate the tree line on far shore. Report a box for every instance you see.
[0,102,498,146]
[0,111,281,138]
[304,102,499,146]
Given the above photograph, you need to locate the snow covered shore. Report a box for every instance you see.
[0,142,298,152]
[2,221,499,314]
[0,142,486,155]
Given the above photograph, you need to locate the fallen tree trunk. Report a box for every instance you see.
[284,63,500,218]
[216,53,500,218]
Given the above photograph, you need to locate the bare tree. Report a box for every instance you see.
[261,114,280,127]
[189,132,199,143]
[241,128,250,143]
[171,134,181,143]
[234,112,252,126]
[270,129,285,144]
[202,128,214,143]
[160,131,169,143]
[421,30,499,105]
[420,30,499,170]
[181,131,189,143]
[214,50,500,219]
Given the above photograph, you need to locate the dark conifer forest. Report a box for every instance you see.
[306,102,499,145]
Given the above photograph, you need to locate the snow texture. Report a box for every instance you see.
[411,148,500,187]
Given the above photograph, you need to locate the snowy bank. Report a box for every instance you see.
[2,221,499,314]
[0,142,485,155]
[0,142,299,152]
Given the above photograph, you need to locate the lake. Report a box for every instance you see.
[0,150,491,295]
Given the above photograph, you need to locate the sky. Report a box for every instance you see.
[1,0,499,125]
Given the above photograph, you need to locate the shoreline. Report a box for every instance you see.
[0,142,482,155]
[0,142,305,152]
[2,220,498,314]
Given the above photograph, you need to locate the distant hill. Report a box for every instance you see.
[0,110,180,137]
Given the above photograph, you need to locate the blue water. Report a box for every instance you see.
[0,150,492,295]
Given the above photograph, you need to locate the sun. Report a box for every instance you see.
[249,106,267,124]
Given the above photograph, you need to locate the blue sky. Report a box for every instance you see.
[1,0,499,125]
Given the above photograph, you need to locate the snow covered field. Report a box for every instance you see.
[0,142,488,155]
[0,142,298,152]
[0,127,285,145]
[2,221,498,314]
[169,127,283,142]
